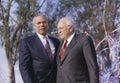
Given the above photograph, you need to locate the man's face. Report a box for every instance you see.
[33,16,48,36]
[57,21,71,40]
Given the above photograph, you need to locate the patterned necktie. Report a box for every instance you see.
[44,37,53,61]
[59,40,68,63]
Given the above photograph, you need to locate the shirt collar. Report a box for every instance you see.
[66,32,75,46]
[36,32,48,39]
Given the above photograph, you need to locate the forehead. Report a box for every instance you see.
[57,20,66,28]
[34,16,47,23]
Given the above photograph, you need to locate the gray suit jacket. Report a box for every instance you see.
[56,33,99,83]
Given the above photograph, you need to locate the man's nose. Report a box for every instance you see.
[58,29,61,33]
[40,23,44,26]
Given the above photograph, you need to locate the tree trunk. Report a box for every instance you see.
[8,61,15,83]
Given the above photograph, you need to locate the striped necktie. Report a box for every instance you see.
[44,37,53,61]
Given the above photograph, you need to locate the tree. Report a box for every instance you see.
[0,0,120,82]
[0,0,45,83]
[46,0,120,50]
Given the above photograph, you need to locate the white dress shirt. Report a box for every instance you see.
[36,33,55,55]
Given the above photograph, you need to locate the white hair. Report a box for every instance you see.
[59,17,75,29]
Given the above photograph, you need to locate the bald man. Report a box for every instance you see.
[56,17,99,83]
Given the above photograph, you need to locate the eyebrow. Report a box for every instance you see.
[58,26,64,28]
[35,21,47,24]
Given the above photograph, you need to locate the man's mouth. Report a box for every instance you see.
[40,27,46,29]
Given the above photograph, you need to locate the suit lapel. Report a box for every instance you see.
[32,34,50,60]
[60,34,78,65]
[57,41,64,64]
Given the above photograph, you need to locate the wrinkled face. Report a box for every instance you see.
[33,16,48,36]
[57,20,72,40]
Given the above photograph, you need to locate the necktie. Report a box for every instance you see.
[44,37,52,61]
[59,40,68,63]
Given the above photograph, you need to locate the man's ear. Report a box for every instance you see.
[70,27,74,32]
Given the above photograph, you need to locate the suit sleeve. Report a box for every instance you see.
[19,39,33,83]
[83,36,99,83]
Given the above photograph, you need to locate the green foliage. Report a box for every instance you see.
[0,0,119,55]
[44,0,119,51]
[15,0,36,21]
[0,0,120,82]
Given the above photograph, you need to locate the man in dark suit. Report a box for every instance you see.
[56,17,99,83]
[19,14,60,83]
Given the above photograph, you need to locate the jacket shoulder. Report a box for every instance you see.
[48,36,60,43]
[77,33,92,40]
[21,34,37,41]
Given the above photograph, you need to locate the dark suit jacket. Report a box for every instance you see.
[19,33,60,83]
[56,33,99,83]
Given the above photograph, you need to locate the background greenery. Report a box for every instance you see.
[0,0,120,83]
